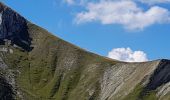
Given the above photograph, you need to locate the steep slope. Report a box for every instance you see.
[0,2,169,100]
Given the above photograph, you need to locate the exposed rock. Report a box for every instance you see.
[0,47,7,52]
[0,57,8,70]
[100,61,160,100]
[145,59,170,91]
[157,82,170,99]
[0,13,2,25]
[0,76,15,100]
[0,2,32,51]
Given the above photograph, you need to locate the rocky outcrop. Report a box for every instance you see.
[146,59,170,91]
[0,3,32,51]
[0,57,8,70]
[99,60,170,100]
[0,52,17,99]
[100,61,160,100]
[0,76,15,100]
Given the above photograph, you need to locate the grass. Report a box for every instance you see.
[0,23,116,99]
[0,22,161,100]
[123,84,158,100]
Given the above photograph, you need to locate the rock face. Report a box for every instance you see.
[0,3,32,51]
[146,59,170,91]
[0,2,169,100]
[100,61,160,100]
[0,76,15,100]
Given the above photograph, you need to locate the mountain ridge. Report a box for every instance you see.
[0,2,170,100]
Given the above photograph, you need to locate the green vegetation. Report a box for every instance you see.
[1,2,170,100]
[0,21,167,100]
[0,23,116,99]
[0,23,162,100]
[123,84,157,100]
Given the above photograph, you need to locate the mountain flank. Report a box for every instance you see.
[0,2,169,100]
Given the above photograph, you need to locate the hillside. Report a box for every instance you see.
[0,2,169,100]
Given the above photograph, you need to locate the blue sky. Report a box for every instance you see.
[2,0,170,61]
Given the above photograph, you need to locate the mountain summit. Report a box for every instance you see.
[0,2,169,100]
[0,2,31,51]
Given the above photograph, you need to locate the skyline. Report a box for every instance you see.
[2,0,170,62]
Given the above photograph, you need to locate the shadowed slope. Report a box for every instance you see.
[0,2,32,51]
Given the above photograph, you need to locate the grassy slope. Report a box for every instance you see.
[0,2,168,100]
[1,23,162,100]
[8,23,116,99]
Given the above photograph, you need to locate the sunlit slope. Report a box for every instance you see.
[0,2,170,100]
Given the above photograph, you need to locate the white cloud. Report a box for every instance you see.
[75,0,170,30]
[107,47,148,62]
[63,0,91,5]
[139,0,170,4]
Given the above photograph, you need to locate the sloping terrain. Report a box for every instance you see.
[0,2,169,100]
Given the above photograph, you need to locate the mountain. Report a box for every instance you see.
[0,2,170,100]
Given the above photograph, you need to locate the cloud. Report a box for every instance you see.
[139,0,170,4]
[63,0,91,5]
[75,0,170,30]
[107,47,148,62]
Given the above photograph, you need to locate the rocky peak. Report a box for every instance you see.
[0,2,6,12]
[0,2,32,51]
